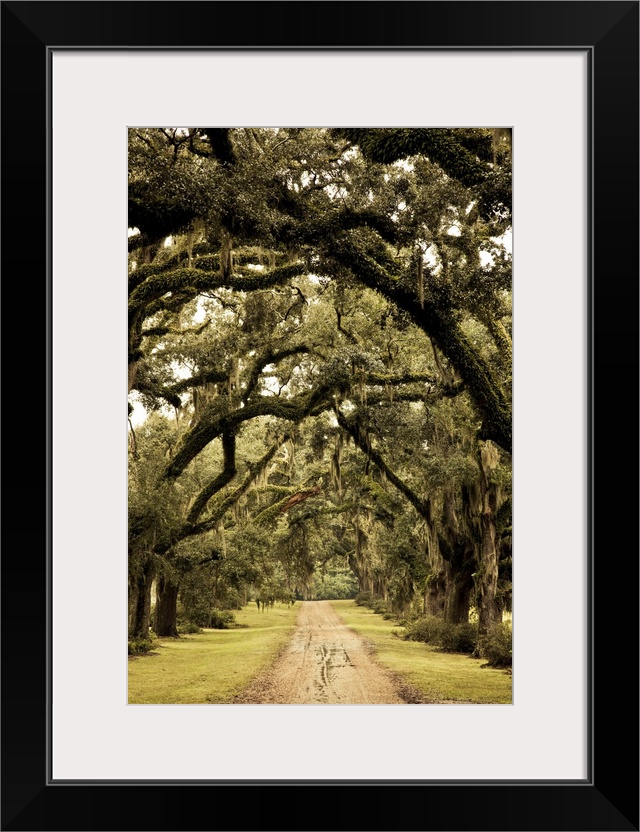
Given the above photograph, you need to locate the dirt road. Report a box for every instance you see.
[233,600,408,704]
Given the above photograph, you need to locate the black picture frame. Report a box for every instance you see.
[2,2,638,830]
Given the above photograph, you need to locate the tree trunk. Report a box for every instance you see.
[424,576,445,616]
[476,507,500,636]
[128,360,138,394]
[444,566,472,624]
[474,441,502,639]
[128,560,155,639]
[438,491,472,623]
[154,575,179,637]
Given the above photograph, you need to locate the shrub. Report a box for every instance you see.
[438,622,478,654]
[208,609,236,629]
[177,622,202,634]
[371,599,388,615]
[403,615,445,644]
[382,612,395,620]
[354,591,373,607]
[128,638,154,655]
[480,622,512,667]
[403,617,478,653]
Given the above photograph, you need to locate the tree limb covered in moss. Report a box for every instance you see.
[366,371,437,386]
[243,345,311,402]
[164,385,332,481]
[336,410,430,519]
[128,263,307,325]
[128,242,214,291]
[335,308,359,344]
[328,237,512,453]
[333,128,492,187]
[166,369,230,397]
[200,128,237,167]
[178,433,293,541]
[186,431,236,524]
[482,315,512,374]
[132,378,183,410]
[265,206,402,254]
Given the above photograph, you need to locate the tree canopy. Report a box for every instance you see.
[128,127,512,652]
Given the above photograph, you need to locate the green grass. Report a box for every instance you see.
[329,600,512,704]
[128,603,298,704]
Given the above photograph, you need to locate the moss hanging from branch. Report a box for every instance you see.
[336,410,431,520]
[327,236,512,454]
[128,263,307,324]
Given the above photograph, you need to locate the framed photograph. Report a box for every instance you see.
[2,2,638,830]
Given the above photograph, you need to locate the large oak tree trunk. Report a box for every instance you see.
[438,491,474,624]
[128,559,155,640]
[154,575,179,637]
[475,442,502,638]
[476,509,501,636]
[444,565,472,624]
[421,502,446,616]
[424,576,445,616]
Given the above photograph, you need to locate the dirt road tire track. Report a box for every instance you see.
[232,600,417,704]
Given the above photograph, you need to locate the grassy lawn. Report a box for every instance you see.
[329,600,512,704]
[128,603,298,704]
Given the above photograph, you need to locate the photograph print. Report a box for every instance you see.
[127,127,513,705]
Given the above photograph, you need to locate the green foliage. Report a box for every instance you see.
[371,599,388,615]
[479,621,512,667]
[438,622,478,654]
[350,592,391,616]
[403,615,446,644]
[312,565,359,600]
[128,415,185,555]
[177,622,202,634]
[128,638,154,655]
[395,615,420,628]
[403,616,477,654]
[208,609,236,629]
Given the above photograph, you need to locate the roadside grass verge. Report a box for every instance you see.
[330,600,512,704]
[128,603,298,704]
